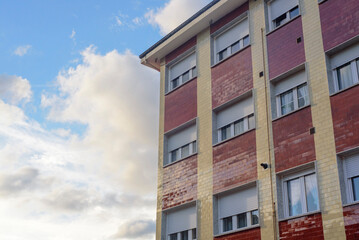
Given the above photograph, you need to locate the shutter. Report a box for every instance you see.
[170,52,196,80]
[269,0,298,21]
[168,124,196,151]
[218,186,258,218]
[215,18,249,53]
[331,42,359,69]
[167,205,196,234]
[275,71,306,95]
[344,154,359,178]
[217,97,253,128]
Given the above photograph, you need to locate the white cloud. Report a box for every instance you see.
[116,16,123,26]
[14,45,32,56]
[132,17,143,26]
[111,219,155,239]
[0,74,32,104]
[70,29,76,40]
[145,0,212,35]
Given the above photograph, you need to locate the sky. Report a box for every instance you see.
[0,0,211,239]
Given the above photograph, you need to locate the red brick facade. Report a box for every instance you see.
[214,227,261,240]
[211,47,253,109]
[319,0,359,51]
[213,130,257,194]
[343,203,359,240]
[165,37,197,63]
[272,107,316,172]
[267,17,306,79]
[330,85,359,153]
[164,79,197,132]
[279,213,325,240]
[162,155,197,210]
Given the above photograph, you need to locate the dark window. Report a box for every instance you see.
[171,77,179,89]
[231,41,240,53]
[218,49,228,62]
[352,176,359,201]
[170,233,177,240]
[274,13,287,28]
[182,71,190,83]
[237,213,247,228]
[251,210,259,225]
[223,216,233,232]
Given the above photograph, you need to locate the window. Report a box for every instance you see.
[165,204,197,240]
[267,0,299,30]
[272,70,309,118]
[341,153,359,204]
[329,43,359,94]
[213,16,249,64]
[165,123,197,165]
[281,168,319,218]
[214,184,259,235]
[214,95,254,143]
[168,51,197,92]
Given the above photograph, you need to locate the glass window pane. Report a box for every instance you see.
[171,150,178,163]
[234,119,245,135]
[182,71,190,83]
[181,144,190,158]
[287,178,303,216]
[192,141,197,154]
[280,90,294,115]
[289,6,299,19]
[274,13,287,28]
[218,49,228,62]
[221,125,231,141]
[243,35,250,47]
[352,176,359,202]
[251,210,259,225]
[231,41,240,53]
[357,60,359,80]
[237,213,247,228]
[305,174,319,212]
[192,67,197,78]
[223,216,233,232]
[170,233,178,240]
[248,114,255,130]
[337,63,353,90]
[192,229,196,240]
[171,78,179,89]
[297,83,309,108]
[180,230,188,240]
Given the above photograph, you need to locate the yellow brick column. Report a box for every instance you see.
[196,28,213,239]
[249,0,277,239]
[156,60,166,240]
[300,0,346,239]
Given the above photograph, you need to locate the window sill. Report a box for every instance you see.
[213,128,255,147]
[279,210,321,222]
[163,153,197,168]
[211,44,251,68]
[165,76,197,96]
[318,0,328,4]
[214,225,260,238]
[272,104,310,122]
[343,201,359,208]
[266,15,301,36]
[329,82,359,97]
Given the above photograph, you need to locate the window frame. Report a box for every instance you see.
[267,0,300,31]
[168,141,197,164]
[166,49,197,94]
[281,168,320,218]
[211,12,250,65]
[331,58,359,93]
[217,113,255,142]
[341,153,359,205]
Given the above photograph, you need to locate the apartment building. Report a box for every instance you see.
[139,0,359,239]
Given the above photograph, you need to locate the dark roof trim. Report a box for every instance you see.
[139,0,221,59]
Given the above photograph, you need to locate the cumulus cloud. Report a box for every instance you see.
[13,45,32,56]
[0,75,32,104]
[145,0,212,35]
[111,219,155,239]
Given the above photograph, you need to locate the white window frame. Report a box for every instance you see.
[167,51,197,93]
[267,0,300,31]
[168,229,197,240]
[332,58,359,93]
[219,210,259,234]
[342,153,359,204]
[282,168,319,218]
[212,14,250,65]
[275,82,309,117]
[168,141,197,164]
[217,113,255,142]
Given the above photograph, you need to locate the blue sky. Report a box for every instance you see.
[0,0,211,239]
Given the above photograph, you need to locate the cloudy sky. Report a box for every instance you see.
[0,0,211,239]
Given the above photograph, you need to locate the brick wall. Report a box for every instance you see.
[279,213,324,240]
[162,155,197,210]
[166,37,197,63]
[213,130,257,194]
[210,2,249,34]
[211,47,253,108]
[272,107,316,172]
[164,79,197,132]
[330,85,359,153]
[214,227,261,240]
[267,17,306,79]
[343,204,359,240]
[319,0,359,51]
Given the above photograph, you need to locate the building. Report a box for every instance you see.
[139,0,359,239]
